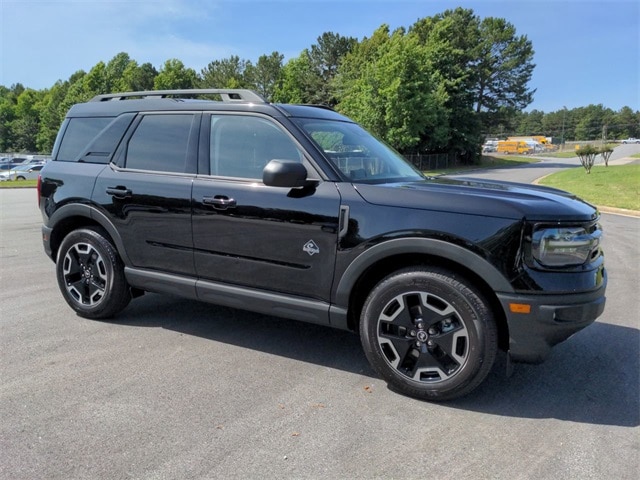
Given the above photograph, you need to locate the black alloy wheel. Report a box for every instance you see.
[56,227,131,319]
[360,267,498,401]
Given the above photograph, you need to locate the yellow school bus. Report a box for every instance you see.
[497,141,533,154]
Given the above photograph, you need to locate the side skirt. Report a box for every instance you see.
[124,267,340,328]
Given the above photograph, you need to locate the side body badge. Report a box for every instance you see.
[303,240,320,256]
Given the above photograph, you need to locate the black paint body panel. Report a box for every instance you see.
[39,97,607,365]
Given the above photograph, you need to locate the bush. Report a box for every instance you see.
[575,144,599,173]
[600,146,614,167]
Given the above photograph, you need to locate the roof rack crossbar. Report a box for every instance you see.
[90,89,266,103]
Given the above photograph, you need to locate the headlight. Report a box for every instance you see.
[532,226,601,267]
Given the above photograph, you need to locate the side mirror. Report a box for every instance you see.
[263,160,308,188]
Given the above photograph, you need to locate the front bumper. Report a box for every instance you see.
[497,271,607,363]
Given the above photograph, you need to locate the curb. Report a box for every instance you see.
[596,205,640,218]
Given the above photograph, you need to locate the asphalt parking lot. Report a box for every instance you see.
[1,181,638,479]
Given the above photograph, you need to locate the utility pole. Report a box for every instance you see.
[561,106,567,151]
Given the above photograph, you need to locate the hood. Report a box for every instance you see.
[353,177,599,222]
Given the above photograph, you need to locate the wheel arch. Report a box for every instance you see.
[335,238,512,351]
[48,203,130,265]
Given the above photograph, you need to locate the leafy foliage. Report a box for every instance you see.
[273,32,356,105]
[154,59,198,90]
[576,144,599,173]
[336,26,447,151]
[600,146,614,167]
[514,105,639,142]
[1,10,637,160]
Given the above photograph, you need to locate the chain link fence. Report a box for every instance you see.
[404,153,461,171]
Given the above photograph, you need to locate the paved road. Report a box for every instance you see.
[454,143,640,185]
[1,171,638,479]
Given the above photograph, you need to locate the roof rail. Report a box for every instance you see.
[90,89,267,103]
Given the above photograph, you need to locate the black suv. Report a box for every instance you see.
[39,89,606,400]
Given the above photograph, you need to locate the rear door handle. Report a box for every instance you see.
[106,186,132,199]
[202,195,237,210]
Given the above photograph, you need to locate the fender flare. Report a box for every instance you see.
[334,237,514,307]
[48,203,132,265]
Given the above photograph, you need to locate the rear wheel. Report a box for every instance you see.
[56,228,131,319]
[360,267,497,401]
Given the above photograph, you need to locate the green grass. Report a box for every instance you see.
[0,179,37,188]
[424,155,537,175]
[539,151,577,158]
[539,164,640,211]
[630,153,640,159]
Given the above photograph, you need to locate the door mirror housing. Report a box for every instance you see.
[263,160,308,188]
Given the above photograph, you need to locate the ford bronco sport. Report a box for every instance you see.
[38,89,606,400]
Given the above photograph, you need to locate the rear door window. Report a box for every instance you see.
[124,114,196,173]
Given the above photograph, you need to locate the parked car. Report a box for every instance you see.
[0,164,44,181]
[482,140,498,153]
[0,157,28,170]
[621,138,640,144]
[8,157,27,165]
[38,88,607,401]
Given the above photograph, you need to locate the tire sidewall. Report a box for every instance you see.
[360,268,495,400]
[55,228,127,319]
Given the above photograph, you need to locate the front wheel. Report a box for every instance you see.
[360,267,498,401]
[56,228,131,319]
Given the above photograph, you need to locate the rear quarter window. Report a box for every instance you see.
[56,117,114,162]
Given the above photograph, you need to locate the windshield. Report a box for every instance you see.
[293,118,424,183]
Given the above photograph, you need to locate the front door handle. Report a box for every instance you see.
[202,195,237,210]
[106,186,132,199]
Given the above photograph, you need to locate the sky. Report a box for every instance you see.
[1,0,638,113]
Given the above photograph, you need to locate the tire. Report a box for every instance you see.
[360,267,498,401]
[16,175,25,180]
[56,227,131,319]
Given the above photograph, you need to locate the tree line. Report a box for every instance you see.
[510,105,639,143]
[1,7,637,160]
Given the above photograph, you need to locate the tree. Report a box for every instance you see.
[337,26,448,152]
[308,32,357,105]
[576,144,598,173]
[200,55,251,89]
[154,59,198,90]
[105,52,135,92]
[247,51,283,101]
[574,104,610,141]
[10,88,44,152]
[119,62,158,92]
[36,80,72,152]
[0,85,17,151]
[410,9,483,159]
[599,145,613,167]
[540,109,566,141]
[516,109,544,136]
[609,106,639,139]
[474,17,535,131]
[84,61,109,95]
[273,32,356,106]
[272,51,319,104]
